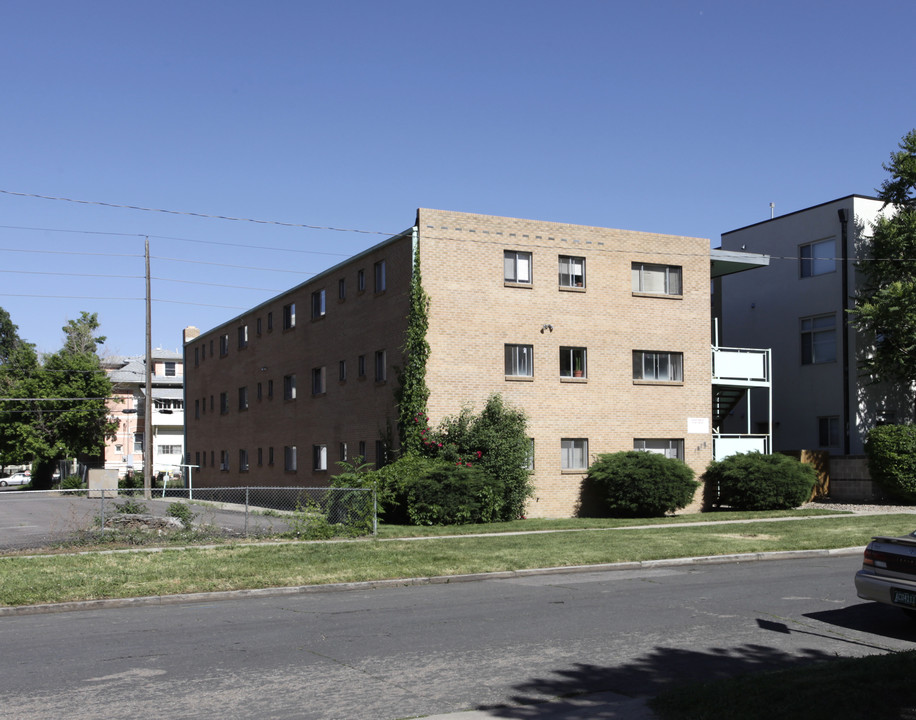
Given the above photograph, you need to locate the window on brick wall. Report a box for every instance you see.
[631,263,682,295]
[634,438,684,461]
[284,445,297,472]
[238,325,248,349]
[284,374,296,400]
[374,350,386,382]
[239,449,249,472]
[357,269,366,292]
[561,438,588,470]
[505,344,533,377]
[558,255,585,288]
[283,303,296,329]
[219,333,229,357]
[238,386,248,411]
[312,366,326,395]
[220,392,229,414]
[560,347,587,378]
[374,260,386,292]
[311,289,326,319]
[313,444,327,471]
[633,351,683,382]
[504,250,532,284]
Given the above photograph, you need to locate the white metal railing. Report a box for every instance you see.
[711,346,771,385]
[712,434,770,461]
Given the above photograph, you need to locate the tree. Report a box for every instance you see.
[0,309,116,488]
[851,129,916,418]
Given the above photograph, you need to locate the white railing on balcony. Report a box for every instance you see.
[713,434,770,461]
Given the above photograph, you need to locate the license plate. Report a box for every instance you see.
[892,588,916,608]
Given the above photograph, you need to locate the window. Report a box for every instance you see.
[283,374,296,400]
[801,314,836,364]
[268,446,274,466]
[194,399,200,419]
[267,379,274,399]
[194,347,199,367]
[201,344,206,361]
[157,444,182,455]
[631,263,682,295]
[220,450,229,471]
[267,311,273,331]
[339,360,347,382]
[527,438,535,470]
[374,260,386,292]
[257,382,262,401]
[257,448,263,466]
[818,417,840,448]
[201,396,206,415]
[256,317,262,336]
[374,350,386,382]
[239,449,249,472]
[633,351,683,382]
[210,450,214,468]
[220,392,229,414]
[504,250,532,284]
[800,238,836,277]
[505,344,533,377]
[219,333,229,357]
[284,445,297,472]
[560,347,587,378]
[358,354,366,378]
[238,386,248,411]
[339,442,348,461]
[558,255,585,288]
[311,289,326,319]
[313,444,327,471]
[634,438,685,461]
[311,366,326,395]
[357,269,366,292]
[376,440,387,467]
[561,438,588,470]
[338,277,346,300]
[283,303,296,330]
[238,325,248,349]
[164,361,177,376]
[358,440,366,457]
[195,451,200,467]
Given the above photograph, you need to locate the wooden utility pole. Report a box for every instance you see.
[144,236,152,499]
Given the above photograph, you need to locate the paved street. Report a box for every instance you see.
[1,554,913,720]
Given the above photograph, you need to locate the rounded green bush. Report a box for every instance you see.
[704,452,816,510]
[405,461,504,525]
[586,451,699,517]
[865,424,916,503]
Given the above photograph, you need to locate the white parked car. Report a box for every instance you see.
[0,472,31,487]
[855,531,916,620]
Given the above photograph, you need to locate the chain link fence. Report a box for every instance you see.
[0,486,376,552]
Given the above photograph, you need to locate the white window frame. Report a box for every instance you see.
[504,250,532,284]
[505,344,533,377]
[561,438,588,470]
[558,255,585,288]
[631,263,682,295]
[560,346,587,378]
[313,444,327,471]
[634,438,685,461]
[633,351,684,382]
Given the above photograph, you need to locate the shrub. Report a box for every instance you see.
[405,461,504,525]
[60,475,85,490]
[113,498,149,514]
[704,452,816,510]
[865,424,916,503]
[166,502,196,529]
[586,451,699,517]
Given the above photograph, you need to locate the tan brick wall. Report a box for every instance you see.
[417,209,713,517]
[185,232,413,487]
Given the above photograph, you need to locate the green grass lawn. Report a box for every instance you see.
[1,511,913,607]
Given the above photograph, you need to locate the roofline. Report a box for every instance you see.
[722,194,883,237]
[186,226,414,344]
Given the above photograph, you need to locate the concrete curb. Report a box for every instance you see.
[0,546,866,617]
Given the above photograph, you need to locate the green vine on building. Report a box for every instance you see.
[396,237,430,455]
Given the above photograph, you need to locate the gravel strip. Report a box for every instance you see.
[801,499,916,515]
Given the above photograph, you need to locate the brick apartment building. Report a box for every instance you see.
[184,208,767,517]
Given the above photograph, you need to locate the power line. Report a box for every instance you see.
[0,189,393,236]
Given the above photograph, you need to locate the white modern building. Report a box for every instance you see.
[717,195,903,456]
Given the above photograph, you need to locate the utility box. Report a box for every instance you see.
[88,468,119,498]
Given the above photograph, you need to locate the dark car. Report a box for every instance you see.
[855,532,916,619]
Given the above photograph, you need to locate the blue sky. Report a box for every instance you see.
[1,0,914,355]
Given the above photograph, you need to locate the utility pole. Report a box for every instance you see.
[144,236,152,499]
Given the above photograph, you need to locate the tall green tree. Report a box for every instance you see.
[851,129,916,418]
[0,309,116,488]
